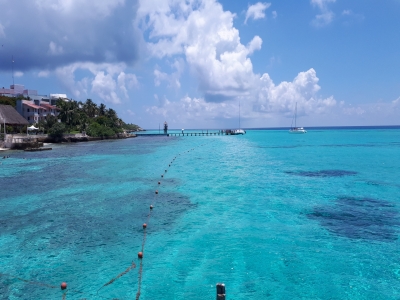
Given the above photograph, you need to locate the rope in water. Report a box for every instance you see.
[135,143,211,299]
[135,195,155,300]
[0,141,212,299]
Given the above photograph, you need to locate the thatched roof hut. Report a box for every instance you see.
[0,104,29,125]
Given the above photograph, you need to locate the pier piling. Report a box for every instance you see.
[216,283,225,300]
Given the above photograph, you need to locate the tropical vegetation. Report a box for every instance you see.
[37,99,140,138]
[0,95,18,107]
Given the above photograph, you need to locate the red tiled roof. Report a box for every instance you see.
[23,103,44,109]
[40,103,59,110]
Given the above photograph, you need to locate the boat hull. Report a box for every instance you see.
[289,128,307,134]
[233,129,246,135]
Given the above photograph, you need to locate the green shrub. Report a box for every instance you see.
[49,122,66,138]
[87,122,116,137]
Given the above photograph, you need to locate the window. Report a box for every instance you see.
[27,108,30,112]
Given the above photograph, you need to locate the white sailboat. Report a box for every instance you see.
[233,102,245,135]
[289,102,307,134]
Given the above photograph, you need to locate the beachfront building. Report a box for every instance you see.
[16,99,60,124]
[0,104,29,134]
[1,83,71,124]
[0,84,38,98]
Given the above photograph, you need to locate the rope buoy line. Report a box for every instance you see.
[0,142,213,299]
[135,143,213,300]
[97,261,137,294]
[0,272,109,300]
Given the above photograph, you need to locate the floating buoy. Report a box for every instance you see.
[143,223,147,229]
[161,174,164,178]
[61,282,67,290]
[150,205,153,210]
[138,252,143,259]
[158,181,161,185]
[155,190,158,194]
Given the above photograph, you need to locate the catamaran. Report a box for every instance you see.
[289,102,307,134]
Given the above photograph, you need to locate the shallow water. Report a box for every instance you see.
[1,128,400,299]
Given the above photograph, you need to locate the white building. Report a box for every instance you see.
[0,84,38,98]
[1,83,70,124]
[16,99,59,124]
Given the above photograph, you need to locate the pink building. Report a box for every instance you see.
[0,84,38,97]
[16,100,59,124]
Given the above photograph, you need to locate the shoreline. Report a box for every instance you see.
[0,133,137,151]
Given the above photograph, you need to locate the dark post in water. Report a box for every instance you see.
[216,283,225,300]
[164,121,168,134]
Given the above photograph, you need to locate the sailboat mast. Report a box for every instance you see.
[239,102,241,129]
[294,102,297,128]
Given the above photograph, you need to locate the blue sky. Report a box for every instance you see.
[0,0,399,129]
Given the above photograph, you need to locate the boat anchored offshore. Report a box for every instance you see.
[233,129,246,135]
[289,102,307,134]
[233,102,246,135]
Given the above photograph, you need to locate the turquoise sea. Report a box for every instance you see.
[1,127,400,299]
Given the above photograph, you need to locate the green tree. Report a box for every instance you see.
[106,108,120,128]
[56,99,81,132]
[37,115,58,133]
[83,99,98,118]
[87,122,116,137]
[99,103,106,116]
[49,122,66,139]
[0,96,17,107]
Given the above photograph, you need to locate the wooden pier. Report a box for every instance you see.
[135,130,244,137]
[168,131,224,137]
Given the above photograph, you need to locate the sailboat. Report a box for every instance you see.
[289,102,307,134]
[233,102,246,135]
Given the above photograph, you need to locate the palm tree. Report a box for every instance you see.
[106,108,119,128]
[99,103,106,116]
[56,100,81,132]
[83,99,98,118]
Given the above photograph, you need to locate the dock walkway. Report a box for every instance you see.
[135,130,242,137]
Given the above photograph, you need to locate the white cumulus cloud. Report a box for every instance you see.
[245,2,271,24]
[247,36,263,55]
[139,0,337,124]
[48,41,63,55]
[254,68,335,116]
[92,71,120,104]
[54,62,138,104]
[310,0,336,27]
[153,58,184,89]
[37,70,50,78]
[118,72,139,98]
[138,0,260,102]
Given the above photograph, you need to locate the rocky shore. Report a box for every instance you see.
[1,132,137,150]
[37,132,136,144]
